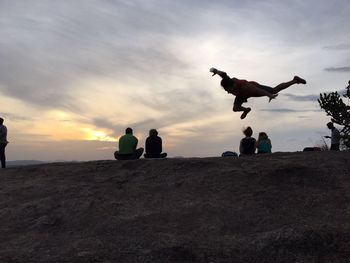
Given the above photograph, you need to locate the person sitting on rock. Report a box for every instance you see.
[114,127,144,160]
[256,132,272,154]
[144,129,167,158]
[239,126,256,156]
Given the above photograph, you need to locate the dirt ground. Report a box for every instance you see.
[1,151,350,262]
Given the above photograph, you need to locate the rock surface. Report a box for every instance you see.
[1,151,350,262]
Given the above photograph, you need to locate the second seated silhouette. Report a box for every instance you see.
[256,132,272,154]
[144,129,167,159]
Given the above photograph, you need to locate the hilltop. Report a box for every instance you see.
[1,151,350,262]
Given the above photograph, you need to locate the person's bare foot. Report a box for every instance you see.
[240,107,251,119]
[269,93,278,102]
[293,76,307,84]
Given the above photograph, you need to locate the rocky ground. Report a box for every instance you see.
[1,151,350,262]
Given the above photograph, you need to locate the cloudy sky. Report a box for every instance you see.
[1,0,349,161]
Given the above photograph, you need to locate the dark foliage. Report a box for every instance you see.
[318,84,350,149]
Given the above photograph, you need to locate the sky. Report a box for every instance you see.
[1,0,350,161]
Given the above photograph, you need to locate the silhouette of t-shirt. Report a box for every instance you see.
[240,137,256,155]
[118,134,138,155]
[257,139,271,153]
[145,135,162,158]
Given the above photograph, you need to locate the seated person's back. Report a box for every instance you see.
[239,126,256,155]
[256,132,272,154]
[119,133,137,155]
[240,137,256,155]
[114,127,144,160]
[144,129,167,158]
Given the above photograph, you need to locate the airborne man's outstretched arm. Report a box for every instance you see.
[210,67,227,78]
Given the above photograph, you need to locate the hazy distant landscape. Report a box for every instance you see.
[7,160,80,167]
[6,160,46,167]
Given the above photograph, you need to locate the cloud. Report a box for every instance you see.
[323,44,350,50]
[324,67,350,72]
[260,108,321,113]
[92,118,124,134]
[1,0,350,160]
[319,89,348,95]
[130,88,216,117]
[10,132,52,142]
[92,117,173,138]
[1,0,349,113]
[260,109,298,113]
[0,0,195,111]
[0,112,33,122]
[282,93,319,102]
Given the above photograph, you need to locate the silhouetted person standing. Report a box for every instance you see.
[114,128,144,160]
[0,118,8,168]
[325,122,340,151]
[144,129,167,158]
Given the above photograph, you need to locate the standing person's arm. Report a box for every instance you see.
[1,125,8,144]
[4,126,7,144]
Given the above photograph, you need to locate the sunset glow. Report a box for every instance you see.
[1,1,349,161]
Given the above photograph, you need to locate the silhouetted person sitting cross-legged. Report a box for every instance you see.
[144,129,167,159]
[114,127,144,160]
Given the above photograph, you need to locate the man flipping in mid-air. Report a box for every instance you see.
[210,67,307,119]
